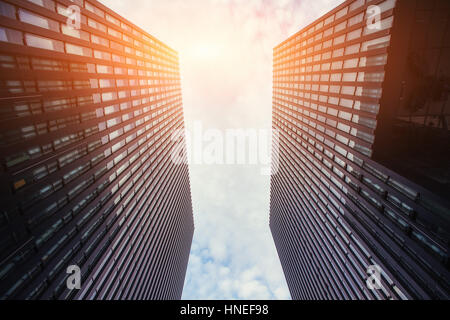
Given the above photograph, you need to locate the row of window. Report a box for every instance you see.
[275,98,376,144]
[273,116,446,296]
[0,0,192,300]
[274,86,383,104]
[27,109,182,227]
[275,51,389,78]
[76,144,189,300]
[0,25,179,75]
[275,36,391,77]
[273,108,448,278]
[274,0,396,59]
[6,97,181,168]
[3,91,181,166]
[20,0,177,60]
[1,126,189,299]
[276,98,379,125]
[271,159,399,299]
[0,53,180,81]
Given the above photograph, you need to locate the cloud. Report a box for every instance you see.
[100,0,344,300]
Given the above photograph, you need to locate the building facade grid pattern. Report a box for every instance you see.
[0,0,194,300]
[271,0,449,300]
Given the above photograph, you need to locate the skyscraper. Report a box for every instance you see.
[0,0,193,299]
[271,0,449,299]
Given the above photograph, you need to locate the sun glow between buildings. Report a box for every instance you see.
[190,43,224,60]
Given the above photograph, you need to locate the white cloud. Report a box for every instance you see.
[100,0,344,300]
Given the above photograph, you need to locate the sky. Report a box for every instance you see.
[101,0,344,300]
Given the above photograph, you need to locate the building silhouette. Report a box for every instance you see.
[271,0,449,299]
[0,0,193,299]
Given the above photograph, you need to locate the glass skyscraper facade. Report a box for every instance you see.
[0,0,194,299]
[271,0,449,299]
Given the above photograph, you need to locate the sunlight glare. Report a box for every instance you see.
[189,43,224,60]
